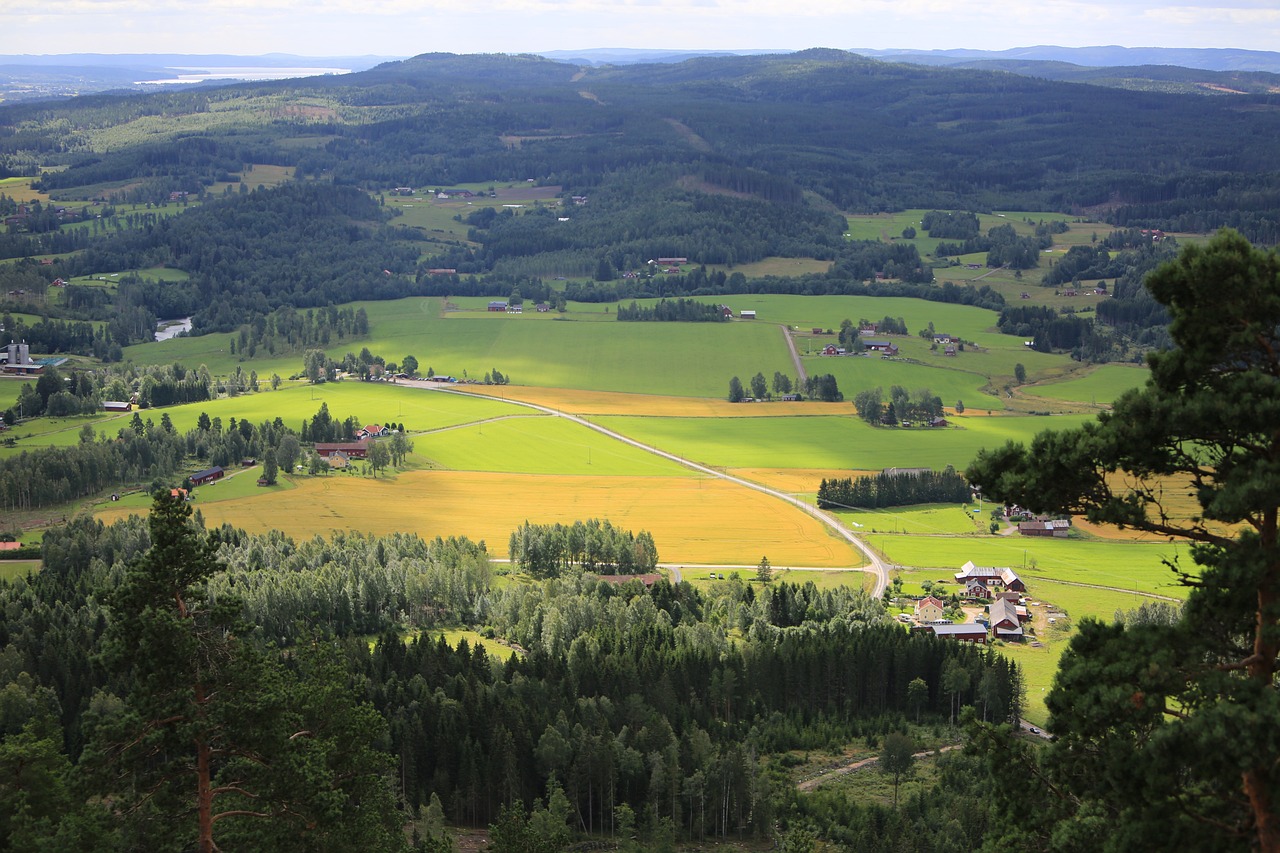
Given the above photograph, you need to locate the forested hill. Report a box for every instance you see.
[4,48,1280,242]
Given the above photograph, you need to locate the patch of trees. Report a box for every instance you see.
[818,467,970,509]
[853,385,945,425]
[921,210,981,240]
[804,373,843,402]
[507,519,659,578]
[997,304,1094,353]
[936,222,1047,270]
[615,298,728,322]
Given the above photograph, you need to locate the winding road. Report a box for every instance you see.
[402,380,889,595]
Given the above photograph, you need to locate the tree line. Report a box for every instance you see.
[818,467,971,509]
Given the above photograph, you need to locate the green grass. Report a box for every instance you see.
[421,414,692,476]
[1,383,529,456]
[119,291,1085,404]
[864,533,1188,599]
[835,504,988,536]
[1029,364,1148,405]
[596,412,1095,471]
[0,562,39,582]
[125,296,795,397]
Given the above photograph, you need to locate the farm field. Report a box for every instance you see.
[125,295,798,398]
[831,503,989,536]
[93,471,870,570]
[0,382,529,457]
[595,412,1096,472]
[420,414,693,476]
[865,533,1187,600]
[1028,363,1148,405]
[457,384,852,418]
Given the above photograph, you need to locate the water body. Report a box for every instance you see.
[135,67,350,84]
[155,317,192,342]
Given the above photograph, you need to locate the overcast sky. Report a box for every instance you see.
[3,0,1279,58]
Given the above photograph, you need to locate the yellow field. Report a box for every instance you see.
[729,468,879,495]
[457,385,850,417]
[93,471,868,568]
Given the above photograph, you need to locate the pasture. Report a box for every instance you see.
[595,412,1095,472]
[864,533,1187,600]
[420,414,694,477]
[94,471,870,569]
[1028,363,1148,405]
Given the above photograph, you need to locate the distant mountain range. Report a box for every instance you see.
[851,45,1280,73]
[3,46,1279,103]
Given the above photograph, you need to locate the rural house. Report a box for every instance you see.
[914,595,946,623]
[1018,519,1070,538]
[314,441,369,459]
[863,340,899,355]
[955,561,1025,597]
[987,597,1025,641]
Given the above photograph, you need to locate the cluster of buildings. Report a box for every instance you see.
[906,561,1033,645]
[1,341,67,376]
[313,424,394,469]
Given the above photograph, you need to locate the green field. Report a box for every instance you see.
[119,292,1086,403]
[1029,364,1148,405]
[833,503,988,536]
[597,412,1094,471]
[865,533,1187,600]
[125,296,797,398]
[421,414,693,476]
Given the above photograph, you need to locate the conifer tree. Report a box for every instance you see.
[967,230,1280,849]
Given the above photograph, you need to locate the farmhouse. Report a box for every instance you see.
[987,597,1025,641]
[955,561,1025,596]
[914,595,946,623]
[506,304,523,314]
[863,340,899,355]
[358,424,390,439]
[314,441,369,459]
[822,345,841,356]
[327,451,352,469]
[536,302,551,312]
[189,467,225,486]
[1018,519,1071,537]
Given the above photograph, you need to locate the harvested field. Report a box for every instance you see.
[93,471,869,569]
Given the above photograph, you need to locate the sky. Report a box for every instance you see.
[3,0,1279,58]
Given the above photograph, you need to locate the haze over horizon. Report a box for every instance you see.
[3,0,1278,59]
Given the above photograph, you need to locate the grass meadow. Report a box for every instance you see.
[595,412,1095,471]
[1028,363,1148,405]
[865,533,1187,600]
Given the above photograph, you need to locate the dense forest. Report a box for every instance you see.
[0,501,1021,850]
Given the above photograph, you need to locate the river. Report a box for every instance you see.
[155,317,192,342]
